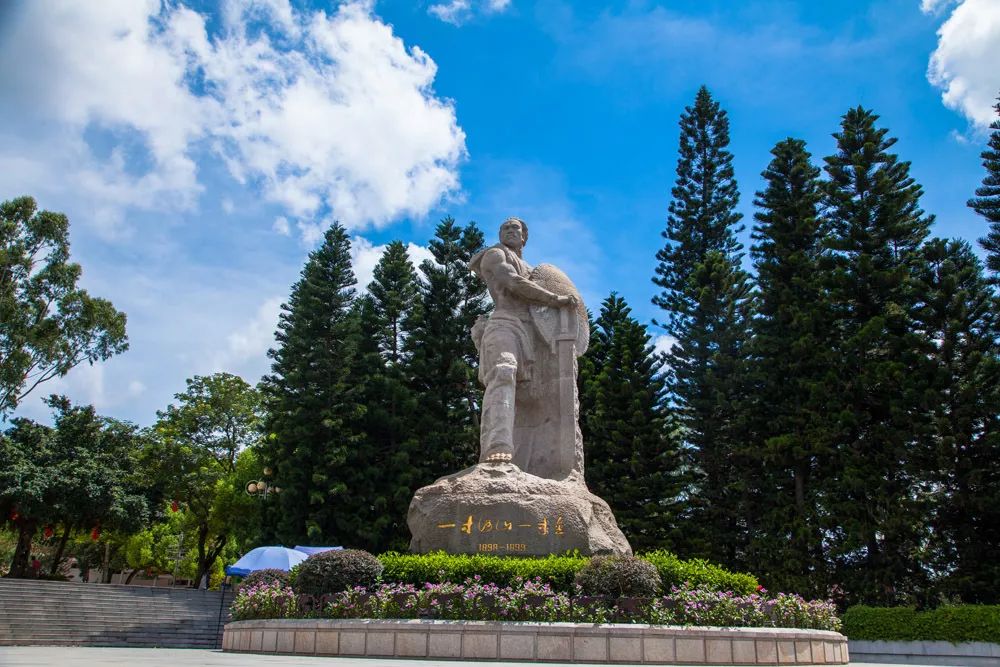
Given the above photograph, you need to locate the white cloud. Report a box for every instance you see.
[20,360,146,419]
[428,0,511,25]
[921,0,957,14]
[184,1,466,229]
[927,0,1000,128]
[0,1,212,236]
[429,0,471,25]
[297,220,327,246]
[407,243,438,271]
[652,334,677,357]
[949,128,972,145]
[224,0,300,38]
[351,236,435,290]
[273,216,291,235]
[0,1,466,236]
[206,235,434,378]
[213,296,284,371]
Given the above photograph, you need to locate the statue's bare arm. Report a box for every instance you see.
[481,249,577,307]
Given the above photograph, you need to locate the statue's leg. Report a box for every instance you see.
[480,336,518,463]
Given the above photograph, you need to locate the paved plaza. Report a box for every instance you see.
[0,647,925,667]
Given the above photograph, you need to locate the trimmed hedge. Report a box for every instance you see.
[378,551,583,591]
[377,551,759,595]
[642,550,759,596]
[843,605,1000,643]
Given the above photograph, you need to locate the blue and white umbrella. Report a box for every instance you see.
[225,546,307,576]
[293,545,343,556]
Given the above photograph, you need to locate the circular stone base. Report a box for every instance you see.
[224,619,850,664]
[407,463,631,556]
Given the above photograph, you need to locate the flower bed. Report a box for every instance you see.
[231,578,841,632]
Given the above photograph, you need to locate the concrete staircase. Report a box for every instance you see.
[0,579,234,648]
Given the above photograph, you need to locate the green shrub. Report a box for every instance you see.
[378,550,756,595]
[843,605,1000,643]
[293,549,383,597]
[240,568,290,590]
[288,562,301,589]
[641,550,759,595]
[378,551,585,591]
[575,555,662,597]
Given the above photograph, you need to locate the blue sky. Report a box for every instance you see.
[1,0,998,425]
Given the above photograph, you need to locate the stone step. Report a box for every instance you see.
[0,589,234,597]
[0,580,231,648]
[1,636,220,642]
[0,590,234,599]
[11,634,222,641]
[8,633,222,642]
[6,616,226,620]
[0,598,232,608]
[0,603,232,613]
[0,597,232,607]
[3,624,223,633]
[1,615,227,624]
[0,639,222,648]
[4,636,222,643]
[1,618,225,627]
[1,605,227,616]
[0,590,232,601]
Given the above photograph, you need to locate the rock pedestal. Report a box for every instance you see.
[407,462,631,556]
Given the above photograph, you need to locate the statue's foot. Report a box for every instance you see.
[481,443,514,464]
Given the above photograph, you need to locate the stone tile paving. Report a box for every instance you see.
[0,646,922,667]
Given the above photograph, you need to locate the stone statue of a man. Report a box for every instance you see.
[407,215,631,556]
[469,217,578,466]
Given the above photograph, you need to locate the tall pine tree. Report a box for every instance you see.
[348,244,422,552]
[969,93,1000,281]
[369,240,419,364]
[404,218,490,486]
[651,86,753,566]
[747,138,833,597]
[822,107,933,605]
[262,224,364,545]
[914,238,1000,604]
[580,293,682,552]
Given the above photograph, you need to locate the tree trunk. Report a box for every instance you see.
[193,524,210,589]
[101,541,112,583]
[7,519,37,578]
[124,568,140,584]
[195,534,228,590]
[192,525,229,590]
[49,523,72,576]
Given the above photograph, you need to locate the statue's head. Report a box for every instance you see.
[500,216,528,249]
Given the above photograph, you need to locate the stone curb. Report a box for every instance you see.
[848,639,1000,666]
[224,619,849,664]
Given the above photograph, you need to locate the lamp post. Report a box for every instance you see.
[245,467,281,500]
